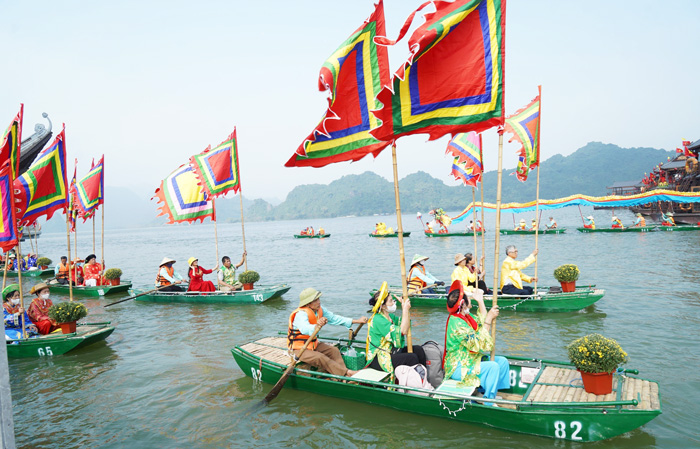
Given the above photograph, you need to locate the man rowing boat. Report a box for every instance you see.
[156,257,185,292]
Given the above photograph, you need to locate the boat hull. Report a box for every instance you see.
[6,323,114,358]
[655,225,700,232]
[294,234,330,239]
[425,231,483,237]
[48,282,133,297]
[500,229,566,235]
[372,286,604,312]
[577,226,657,233]
[232,338,660,442]
[4,268,54,278]
[369,232,411,238]
[132,284,291,304]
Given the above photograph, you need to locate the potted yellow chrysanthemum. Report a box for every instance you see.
[567,333,629,395]
[553,264,580,292]
[48,302,88,334]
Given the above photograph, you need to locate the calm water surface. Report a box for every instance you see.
[8,208,700,448]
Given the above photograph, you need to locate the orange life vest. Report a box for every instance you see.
[56,262,69,280]
[156,265,175,286]
[408,265,427,289]
[288,306,324,350]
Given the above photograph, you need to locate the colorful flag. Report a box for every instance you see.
[446,131,483,187]
[68,160,77,231]
[1,104,23,179]
[13,126,68,227]
[371,0,506,142]
[190,132,240,197]
[0,163,19,252]
[153,164,214,224]
[74,155,104,218]
[285,0,391,167]
[504,86,541,182]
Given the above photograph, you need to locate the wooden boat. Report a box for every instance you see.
[424,230,483,237]
[294,234,331,239]
[577,226,658,233]
[500,228,566,235]
[369,232,411,238]
[232,336,661,442]
[48,282,133,297]
[370,285,604,312]
[655,225,700,232]
[6,322,115,358]
[4,268,54,278]
[131,284,291,304]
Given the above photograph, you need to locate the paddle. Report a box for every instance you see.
[264,325,321,404]
[347,322,365,341]
[104,284,176,308]
[408,283,437,295]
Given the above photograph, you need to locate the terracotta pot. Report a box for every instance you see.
[108,278,120,286]
[579,370,614,395]
[560,281,576,292]
[60,321,77,334]
[242,283,254,291]
[41,265,48,269]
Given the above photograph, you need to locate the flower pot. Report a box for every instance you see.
[579,371,613,395]
[60,321,77,334]
[108,278,121,286]
[560,281,576,292]
[41,265,48,269]
[242,283,254,291]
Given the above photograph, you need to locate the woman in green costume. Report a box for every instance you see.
[366,282,426,374]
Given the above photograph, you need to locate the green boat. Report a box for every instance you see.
[4,268,54,278]
[577,226,658,233]
[131,284,291,304]
[294,234,331,239]
[655,225,700,232]
[369,232,411,238]
[500,228,566,235]
[48,282,133,297]
[371,286,604,312]
[6,322,115,358]
[232,336,661,442]
[424,230,483,237]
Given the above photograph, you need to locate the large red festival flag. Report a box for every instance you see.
[74,155,104,218]
[1,104,23,180]
[13,125,69,226]
[285,0,391,167]
[504,86,541,182]
[371,0,506,143]
[0,162,19,252]
[190,132,240,197]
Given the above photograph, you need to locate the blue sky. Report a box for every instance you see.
[1,0,698,203]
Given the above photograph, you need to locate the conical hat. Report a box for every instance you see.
[411,254,429,265]
[160,257,176,266]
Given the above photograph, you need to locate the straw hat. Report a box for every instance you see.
[666,212,674,216]
[8,254,16,259]
[519,219,526,223]
[299,288,322,307]
[587,216,594,220]
[160,257,176,266]
[29,282,49,295]
[454,253,467,265]
[636,213,642,217]
[611,216,618,221]
[370,281,389,313]
[187,257,198,267]
[411,254,429,266]
[2,284,19,300]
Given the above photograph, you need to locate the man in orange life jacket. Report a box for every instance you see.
[408,254,443,294]
[156,257,185,292]
[288,288,368,377]
[54,256,70,285]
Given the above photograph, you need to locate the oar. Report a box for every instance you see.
[347,322,365,341]
[407,283,437,295]
[104,284,175,308]
[264,325,322,404]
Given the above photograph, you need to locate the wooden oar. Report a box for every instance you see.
[348,322,365,341]
[104,284,175,308]
[264,325,321,404]
[407,283,437,295]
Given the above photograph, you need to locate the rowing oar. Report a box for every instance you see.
[264,325,321,404]
[104,284,174,308]
[347,322,365,341]
[407,283,437,295]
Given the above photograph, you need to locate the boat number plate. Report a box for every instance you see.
[37,347,54,356]
[251,367,262,381]
[98,289,105,296]
[253,294,263,302]
[554,420,583,440]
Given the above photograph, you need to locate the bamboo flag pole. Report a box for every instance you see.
[2,251,9,290]
[101,203,105,277]
[533,86,542,295]
[490,132,505,361]
[471,187,478,261]
[16,241,26,339]
[92,215,96,254]
[34,225,39,256]
[479,134,486,272]
[238,191,248,271]
[28,227,35,255]
[66,214,73,302]
[213,198,220,277]
[391,142,412,353]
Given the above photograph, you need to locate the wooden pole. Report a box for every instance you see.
[534,165,541,295]
[92,215,96,254]
[16,241,26,339]
[34,225,39,256]
[577,205,585,225]
[213,198,220,279]
[480,177,486,274]
[101,204,105,278]
[28,227,35,255]
[238,192,248,271]
[66,214,73,302]
[391,142,412,352]
[490,133,504,361]
[2,250,9,291]
[471,187,478,261]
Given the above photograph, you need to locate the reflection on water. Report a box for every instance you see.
[8,208,700,448]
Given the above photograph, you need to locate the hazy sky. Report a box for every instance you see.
[2,0,698,203]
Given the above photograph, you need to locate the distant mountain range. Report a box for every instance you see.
[38,141,674,231]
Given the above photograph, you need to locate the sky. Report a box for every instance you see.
[1,0,698,203]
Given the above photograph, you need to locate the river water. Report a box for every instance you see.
[7,207,700,448]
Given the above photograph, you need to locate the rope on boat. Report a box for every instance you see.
[438,398,471,416]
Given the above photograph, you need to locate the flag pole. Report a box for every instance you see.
[533,86,542,295]
[490,132,504,361]
[28,226,35,255]
[213,198,220,277]
[101,204,105,279]
[238,191,248,271]
[34,225,39,256]
[66,214,73,302]
[471,187,478,262]
[479,134,486,275]
[2,251,8,290]
[391,142,412,352]
[92,215,96,254]
[16,240,26,339]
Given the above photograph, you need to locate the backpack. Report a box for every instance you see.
[394,364,434,396]
[422,340,445,388]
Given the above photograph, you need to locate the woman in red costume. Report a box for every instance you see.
[83,254,104,286]
[187,257,216,292]
[27,283,60,335]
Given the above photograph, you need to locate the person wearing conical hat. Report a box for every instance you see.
[452,253,492,294]
[288,288,368,377]
[186,257,216,292]
[366,282,426,375]
[661,211,675,226]
[26,282,59,335]
[156,257,184,292]
[584,215,595,229]
[500,245,538,296]
[3,283,38,339]
[632,213,646,228]
[515,219,526,231]
[611,216,623,229]
[529,218,538,231]
[408,254,443,294]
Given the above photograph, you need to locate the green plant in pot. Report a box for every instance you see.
[553,264,579,292]
[36,257,52,269]
[567,333,628,395]
[238,270,260,290]
[104,268,123,285]
[48,302,88,334]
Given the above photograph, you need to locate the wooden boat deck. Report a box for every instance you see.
[240,337,293,365]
